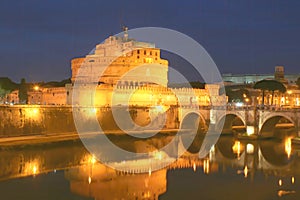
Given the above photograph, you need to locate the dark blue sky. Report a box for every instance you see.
[1,0,300,82]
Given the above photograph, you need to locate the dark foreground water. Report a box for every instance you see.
[0,135,299,200]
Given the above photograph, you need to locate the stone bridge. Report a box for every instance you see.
[177,106,300,138]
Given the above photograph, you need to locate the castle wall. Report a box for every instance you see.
[0,105,179,136]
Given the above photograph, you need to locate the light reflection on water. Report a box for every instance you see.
[0,135,299,199]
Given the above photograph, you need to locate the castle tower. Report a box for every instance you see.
[71,31,169,86]
[274,66,288,84]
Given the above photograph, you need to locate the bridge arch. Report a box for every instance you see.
[179,112,207,153]
[259,140,295,167]
[179,111,207,133]
[259,115,296,138]
[216,113,246,135]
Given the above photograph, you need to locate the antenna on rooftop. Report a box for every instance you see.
[122,26,128,41]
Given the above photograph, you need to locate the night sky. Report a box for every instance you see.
[1,0,300,83]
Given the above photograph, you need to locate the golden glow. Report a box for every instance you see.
[24,160,40,176]
[279,179,283,186]
[193,162,196,172]
[287,90,292,95]
[27,107,40,120]
[148,168,152,176]
[144,57,153,63]
[285,138,292,159]
[88,176,92,184]
[203,159,210,174]
[153,151,163,160]
[143,191,151,198]
[245,98,249,103]
[292,177,295,184]
[244,166,248,178]
[246,126,255,136]
[232,141,241,159]
[33,85,39,91]
[246,143,254,154]
[89,154,97,164]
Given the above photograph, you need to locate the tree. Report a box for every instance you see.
[18,78,28,104]
[254,79,286,105]
[296,77,300,89]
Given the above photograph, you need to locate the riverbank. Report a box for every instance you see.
[0,129,182,147]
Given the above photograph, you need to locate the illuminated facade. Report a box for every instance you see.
[67,30,225,106]
[257,89,300,107]
[223,66,299,85]
[28,87,66,105]
[71,30,168,86]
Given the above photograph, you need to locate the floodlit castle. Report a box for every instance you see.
[5,28,225,106]
[70,28,168,86]
[66,28,224,107]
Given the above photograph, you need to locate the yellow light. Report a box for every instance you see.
[193,162,196,172]
[88,176,91,184]
[232,141,241,159]
[32,165,37,175]
[244,166,248,178]
[246,126,255,136]
[27,108,40,119]
[89,155,97,164]
[24,160,40,176]
[245,98,249,102]
[154,151,163,160]
[287,90,292,95]
[246,143,254,154]
[285,138,292,158]
[279,179,282,186]
[203,159,210,174]
[34,85,39,91]
[148,168,152,176]
[292,177,295,184]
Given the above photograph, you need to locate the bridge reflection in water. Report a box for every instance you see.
[0,135,300,199]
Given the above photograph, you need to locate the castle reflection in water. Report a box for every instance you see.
[0,135,300,199]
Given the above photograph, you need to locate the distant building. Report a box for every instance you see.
[222,66,300,85]
[28,87,66,105]
[5,90,19,104]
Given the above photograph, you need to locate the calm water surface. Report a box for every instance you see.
[0,135,299,200]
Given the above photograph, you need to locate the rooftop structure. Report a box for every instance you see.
[222,66,300,85]
[71,29,168,86]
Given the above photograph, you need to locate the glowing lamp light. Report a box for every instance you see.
[203,159,210,174]
[33,85,39,91]
[285,138,292,159]
[279,179,283,186]
[232,141,241,159]
[89,155,97,164]
[246,126,255,136]
[244,166,248,178]
[235,102,243,107]
[193,162,196,172]
[246,143,254,154]
[148,168,152,176]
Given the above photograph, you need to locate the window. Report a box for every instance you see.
[137,50,140,54]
